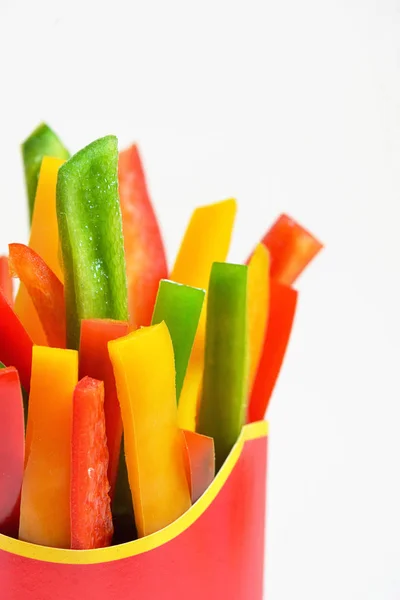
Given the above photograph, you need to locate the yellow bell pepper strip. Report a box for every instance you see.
[108,322,191,537]
[57,136,128,349]
[171,198,237,288]
[0,256,13,305]
[118,144,168,328]
[182,430,215,503]
[248,281,298,422]
[9,244,66,349]
[22,122,69,222]
[71,377,113,549]
[262,213,323,285]
[29,156,65,280]
[79,318,130,499]
[0,367,25,538]
[19,346,78,548]
[247,244,270,391]
[197,262,249,471]
[15,156,65,345]
[0,288,33,392]
[170,199,237,431]
[151,280,205,402]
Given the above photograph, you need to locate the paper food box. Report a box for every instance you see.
[0,124,322,599]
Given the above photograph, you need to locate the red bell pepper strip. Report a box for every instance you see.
[79,319,129,498]
[0,367,25,537]
[262,214,323,285]
[71,377,113,549]
[118,144,168,328]
[182,430,215,503]
[8,243,66,349]
[248,281,298,422]
[0,256,13,305]
[0,288,33,392]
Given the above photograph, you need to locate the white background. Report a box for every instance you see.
[1,0,400,598]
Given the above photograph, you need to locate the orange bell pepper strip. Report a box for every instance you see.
[15,156,65,345]
[19,346,78,548]
[247,244,270,391]
[182,430,215,503]
[108,322,191,537]
[71,377,113,549]
[248,281,298,422]
[170,199,237,431]
[79,318,129,498]
[0,288,33,392]
[9,243,66,349]
[0,367,25,537]
[118,145,168,328]
[0,256,13,305]
[262,213,323,285]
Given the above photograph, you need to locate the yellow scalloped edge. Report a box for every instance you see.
[0,420,268,564]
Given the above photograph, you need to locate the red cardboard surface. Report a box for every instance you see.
[0,422,267,600]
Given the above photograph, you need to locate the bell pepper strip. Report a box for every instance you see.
[0,367,25,538]
[151,279,205,402]
[71,377,113,550]
[0,288,33,392]
[248,244,270,392]
[171,199,237,289]
[248,281,298,422]
[22,122,69,222]
[197,263,249,471]
[9,244,66,349]
[57,136,128,349]
[19,346,78,548]
[29,156,65,280]
[170,199,237,431]
[262,213,323,285]
[182,430,215,504]
[15,156,65,345]
[108,323,192,537]
[0,256,13,304]
[79,318,130,498]
[118,144,168,328]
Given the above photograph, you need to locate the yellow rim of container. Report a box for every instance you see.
[0,420,268,564]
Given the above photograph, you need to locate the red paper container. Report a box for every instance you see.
[0,421,268,600]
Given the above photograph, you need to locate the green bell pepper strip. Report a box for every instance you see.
[151,280,205,402]
[56,136,128,349]
[197,262,249,471]
[22,122,69,222]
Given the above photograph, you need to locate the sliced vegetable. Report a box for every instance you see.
[29,156,65,279]
[109,323,191,537]
[118,144,168,328]
[197,263,248,471]
[9,244,66,349]
[19,347,78,548]
[0,256,13,304]
[262,214,323,285]
[151,279,205,402]
[57,136,128,349]
[22,122,69,221]
[248,244,270,391]
[15,156,65,345]
[0,288,33,392]
[170,199,237,431]
[0,367,25,538]
[71,377,113,550]
[171,199,237,289]
[182,430,215,503]
[79,318,129,498]
[248,281,298,422]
